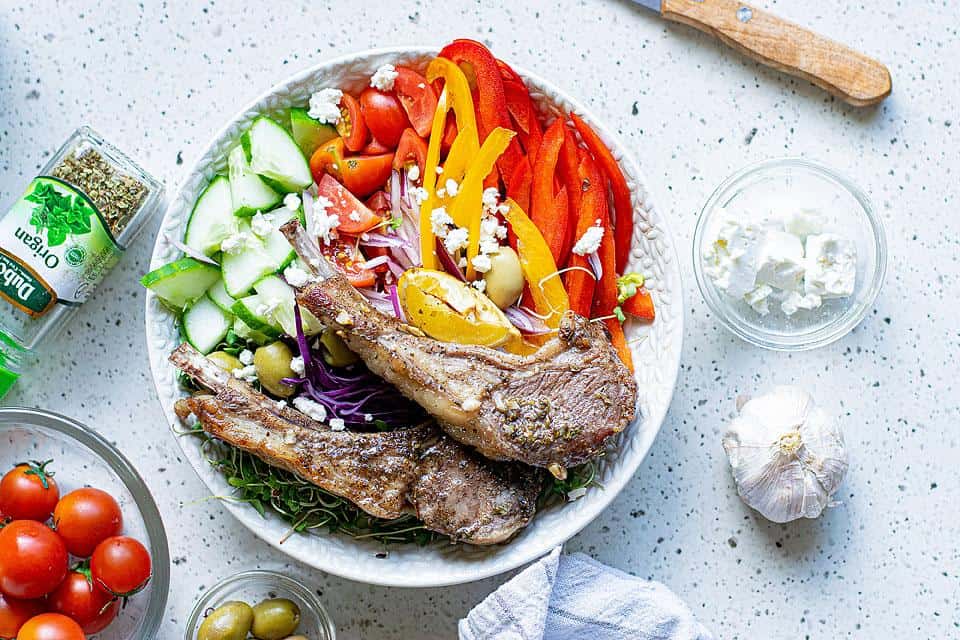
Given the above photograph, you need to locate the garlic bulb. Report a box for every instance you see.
[722,386,848,523]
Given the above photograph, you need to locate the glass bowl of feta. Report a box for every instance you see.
[693,158,887,350]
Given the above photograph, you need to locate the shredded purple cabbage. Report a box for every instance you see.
[285,306,424,428]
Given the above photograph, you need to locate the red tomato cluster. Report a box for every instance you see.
[0,461,152,639]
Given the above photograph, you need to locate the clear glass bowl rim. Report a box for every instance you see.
[692,157,888,351]
[183,569,337,640]
[0,406,170,639]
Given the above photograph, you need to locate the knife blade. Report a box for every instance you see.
[630,0,891,106]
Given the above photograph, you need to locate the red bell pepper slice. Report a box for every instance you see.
[592,195,618,318]
[563,155,603,317]
[496,58,524,84]
[622,288,656,322]
[556,126,582,260]
[570,114,634,274]
[439,39,524,187]
[530,119,568,264]
[604,318,634,372]
[503,79,543,155]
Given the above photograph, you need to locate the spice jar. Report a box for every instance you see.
[0,126,163,396]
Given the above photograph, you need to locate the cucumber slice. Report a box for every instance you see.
[253,275,323,337]
[184,176,237,255]
[141,258,220,310]
[183,295,233,354]
[290,108,337,158]
[261,207,297,268]
[233,317,274,346]
[206,278,235,313]
[220,210,297,297]
[231,293,282,339]
[228,145,280,217]
[241,116,312,192]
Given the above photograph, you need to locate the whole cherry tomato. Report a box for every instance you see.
[393,66,438,138]
[15,612,85,640]
[336,93,368,152]
[90,537,151,597]
[0,520,67,600]
[48,570,118,635]
[0,593,44,638]
[0,461,59,522]
[53,488,122,558]
[359,87,408,148]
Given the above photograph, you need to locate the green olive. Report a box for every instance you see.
[319,328,358,367]
[483,247,524,309]
[197,601,254,640]
[253,342,297,398]
[207,351,243,373]
[251,597,301,640]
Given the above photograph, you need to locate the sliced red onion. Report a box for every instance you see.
[435,238,467,281]
[386,257,406,278]
[360,288,394,315]
[388,284,405,321]
[361,233,409,248]
[362,255,390,270]
[166,233,219,266]
[587,251,603,280]
[504,305,552,335]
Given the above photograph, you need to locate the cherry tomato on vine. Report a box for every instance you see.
[0,593,44,639]
[359,87,408,148]
[0,460,59,522]
[53,488,122,558]
[49,570,118,635]
[336,93,368,152]
[0,520,67,600]
[15,612,85,640]
[90,537,151,597]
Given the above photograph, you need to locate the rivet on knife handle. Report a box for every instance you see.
[658,0,892,106]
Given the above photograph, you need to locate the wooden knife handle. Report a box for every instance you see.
[660,0,891,106]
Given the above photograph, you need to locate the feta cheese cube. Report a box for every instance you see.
[755,230,805,292]
[805,234,857,298]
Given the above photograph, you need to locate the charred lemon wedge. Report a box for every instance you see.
[398,268,521,348]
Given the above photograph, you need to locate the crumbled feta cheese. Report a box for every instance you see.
[471,254,492,273]
[436,188,446,198]
[292,396,327,422]
[435,166,444,175]
[283,193,301,211]
[572,223,604,256]
[369,64,399,91]
[430,207,454,237]
[250,211,274,238]
[804,234,857,298]
[479,239,501,256]
[458,257,467,268]
[311,195,340,245]
[444,227,469,254]
[290,356,305,376]
[283,264,313,288]
[410,186,429,205]
[406,164,420,182]
[233,365,258,382]
[781,291,822,316]
[220,231,253,255]
[471,279,487,293]
[481,187,500,214]
[275,400,287,411]
[744,285,774,316]
[567,487,588,502]
[364,413,373,422]
[755,230,805,291]
[329,418,346,431]
[348,210,362,222]
[307,88,343,124]
[445,178,459,197]
[238,349,254,365]
[702,213,763,299]
[783,208,825,239]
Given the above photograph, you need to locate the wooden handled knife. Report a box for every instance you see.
[632,0,892,106]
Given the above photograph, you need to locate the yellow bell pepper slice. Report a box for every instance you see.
[501,198,570,328]
[426,57,478,137]
[448,127,515,279]
[419,88,451,270]
[397,268,520,347]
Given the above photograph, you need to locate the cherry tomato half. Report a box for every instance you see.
[315,173,385,233]
[340,154,395,200]
[49,570,118,635]
[393,128,428,183]
[321,240,378,288]
[362,137,391,155]
[393,66,438,138]
[359,87,408,148]
[53,488,122,558]
[336,93,368,152]
[15,612,85,640]
[309,136,346,184]
[0,593,44,639]
[0,520,67,600]
[90,536,151,597]
[0,461,59,523]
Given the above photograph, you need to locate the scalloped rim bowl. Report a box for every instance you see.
[144,46,683,587]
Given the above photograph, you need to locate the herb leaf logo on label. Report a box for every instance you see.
[25,181,95,247]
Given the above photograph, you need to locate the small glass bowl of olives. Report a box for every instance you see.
[185,570,335,640]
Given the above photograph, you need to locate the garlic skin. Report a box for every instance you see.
[722,386,848,523]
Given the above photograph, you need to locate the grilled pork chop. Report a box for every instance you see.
[283,222,638,478]
[171,344,538,543]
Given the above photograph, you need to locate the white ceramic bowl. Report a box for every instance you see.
[144,46,683,587]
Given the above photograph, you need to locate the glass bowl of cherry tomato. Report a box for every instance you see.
[0,407,169,639]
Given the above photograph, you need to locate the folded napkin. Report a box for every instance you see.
[459,548,714,640]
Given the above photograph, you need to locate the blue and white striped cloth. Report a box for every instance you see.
[459,548,714,640]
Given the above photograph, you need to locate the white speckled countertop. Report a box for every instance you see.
[1,1,957,638]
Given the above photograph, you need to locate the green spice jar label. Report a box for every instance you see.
[0,177,121,317]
